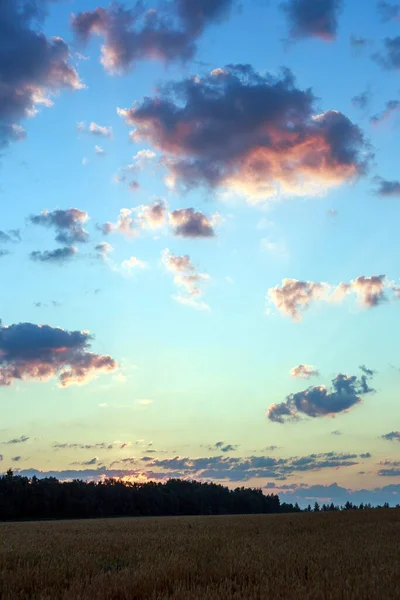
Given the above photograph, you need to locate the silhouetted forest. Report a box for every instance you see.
[0,470,297,520]
[0,470,394,521]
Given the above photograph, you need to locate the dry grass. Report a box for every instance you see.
[0,510,399,599]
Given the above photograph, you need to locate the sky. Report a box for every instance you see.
[1,0,400,507]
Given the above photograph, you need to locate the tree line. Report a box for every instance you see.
[0,470,395,521]
[0,470,298,520]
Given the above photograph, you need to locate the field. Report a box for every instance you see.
[1,510,399,599]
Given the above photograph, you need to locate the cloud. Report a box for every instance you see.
[381,431,400,442]
[119,149,157,173]
[100,208,138,238]
[29,208,89,244]
[3,435,29,444]
[378,1,400,21]
[374,37,400,70]
[120,256,146,272]
[0,230,21,244]
[169,208,218,238]
[54,442,112,450]
[118,65,369,201]
[268,279,329,321]
[161,248,210,311]
[71,0,234,74]
[0,0,82,150]
[71,457,99,466]
[207,441,240,453]
[377,460,400,477]
[95,241,114,258]
[267,368,375,423]
[352,90,371,110]
[136,199,168,230]
[95,144,105,155]
[268,275,390,320]
[281,0,343,42]
[0,322,117,387]
[30,246,78,264]
[290,364,319,379]
[77,121,112,137]
[176,0,234,35]
[370,100,400,125]
[373,177,400,197]
[136,450,365,482]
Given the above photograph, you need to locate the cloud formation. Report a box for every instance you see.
[77,121,113,138]
[381,431,400,442]
[207,441,240,453]
[373,177,400,197]
[374,37,400,69]
[161,249,210,311]
[281,0,343,41]
[71,0,234,74]
[0,0,82,149]
[2,435,29,445]
[268,274,390,320]
[267,368,375,423]
[169,208,218,238]
[352,91,371,111]
[370,100,400,125]
[118,65,369,201]
[30,246,78,264]
[290,364,319,379]
[29,209,89,244]
[378,1,400,21]
[0,230,21,244]
[0,322,116,387]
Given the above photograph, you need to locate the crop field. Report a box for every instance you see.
[0,510,399,599]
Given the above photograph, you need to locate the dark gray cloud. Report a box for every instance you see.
[137,451,366,482]
[281,0,343,41]
[0,0,82,150]
[53,442,114,450]
[374,37,400,70]
[169,208,217,238]
[177,0,234,35]
[71,457,99,466]
[267,368,375,423]
[0,321,116,387]
[352,90,371,111]
[381,431,400,442]
[0,230,21,244]
[0,250,10,258]
[373,177,400,196]
[120,65,369,200]
[29,208,89,244]
[378,1,400,21]
[8,449,370,484]
[207,441,240,453]
[30,246,78,264]
[71,0,234,74]
[378,460,400,477]
[3,435,29,445]
[370,100,400,125]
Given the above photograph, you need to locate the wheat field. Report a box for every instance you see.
[1,510,399,599]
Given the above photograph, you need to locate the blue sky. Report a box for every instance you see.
[1,0,400,506]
